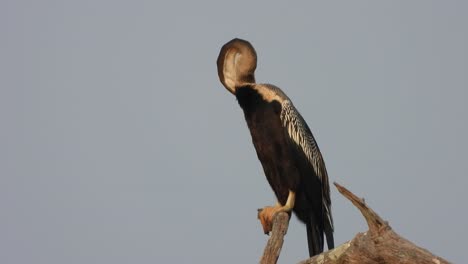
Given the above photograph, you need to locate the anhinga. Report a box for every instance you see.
[216,38,334,257]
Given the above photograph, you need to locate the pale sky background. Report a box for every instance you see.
[1,1,467,263]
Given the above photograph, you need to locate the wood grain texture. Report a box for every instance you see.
[299,183,451,264]
[258,211,290,264]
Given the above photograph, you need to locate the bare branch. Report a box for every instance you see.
[256,183,451,264]
[258,211,290,264]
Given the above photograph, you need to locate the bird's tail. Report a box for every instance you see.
[324,203,335,250]
[324,217,334,250]
[306,217,324,257]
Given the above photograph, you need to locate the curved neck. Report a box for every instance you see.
[217,39,257,94]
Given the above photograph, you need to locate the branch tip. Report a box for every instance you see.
[333,182,388,233]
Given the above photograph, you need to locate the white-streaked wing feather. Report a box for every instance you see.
[280,100,334,230]
[280,101,324,179]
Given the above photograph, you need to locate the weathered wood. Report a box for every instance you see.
[258,211,290,264]
[298,183,451,264]
[257,183,451,264]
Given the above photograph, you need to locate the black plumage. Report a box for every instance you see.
[217,38,334,257]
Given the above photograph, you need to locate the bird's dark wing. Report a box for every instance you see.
[280,100,334,250]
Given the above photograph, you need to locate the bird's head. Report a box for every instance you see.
[217,38,257,94]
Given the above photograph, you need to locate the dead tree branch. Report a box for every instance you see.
[258,211,290,264]
[257,183,451,264]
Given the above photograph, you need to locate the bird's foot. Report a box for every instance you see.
[257,205,288,235]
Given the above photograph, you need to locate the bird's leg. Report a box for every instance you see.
[258,190,295,234]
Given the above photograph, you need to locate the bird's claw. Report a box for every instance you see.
[258,206,282,235]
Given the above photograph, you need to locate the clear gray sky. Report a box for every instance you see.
[1,1,467,263]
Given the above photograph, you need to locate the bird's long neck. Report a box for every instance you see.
[235,86,264,113]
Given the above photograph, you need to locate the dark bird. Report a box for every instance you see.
[216,38,334,257]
